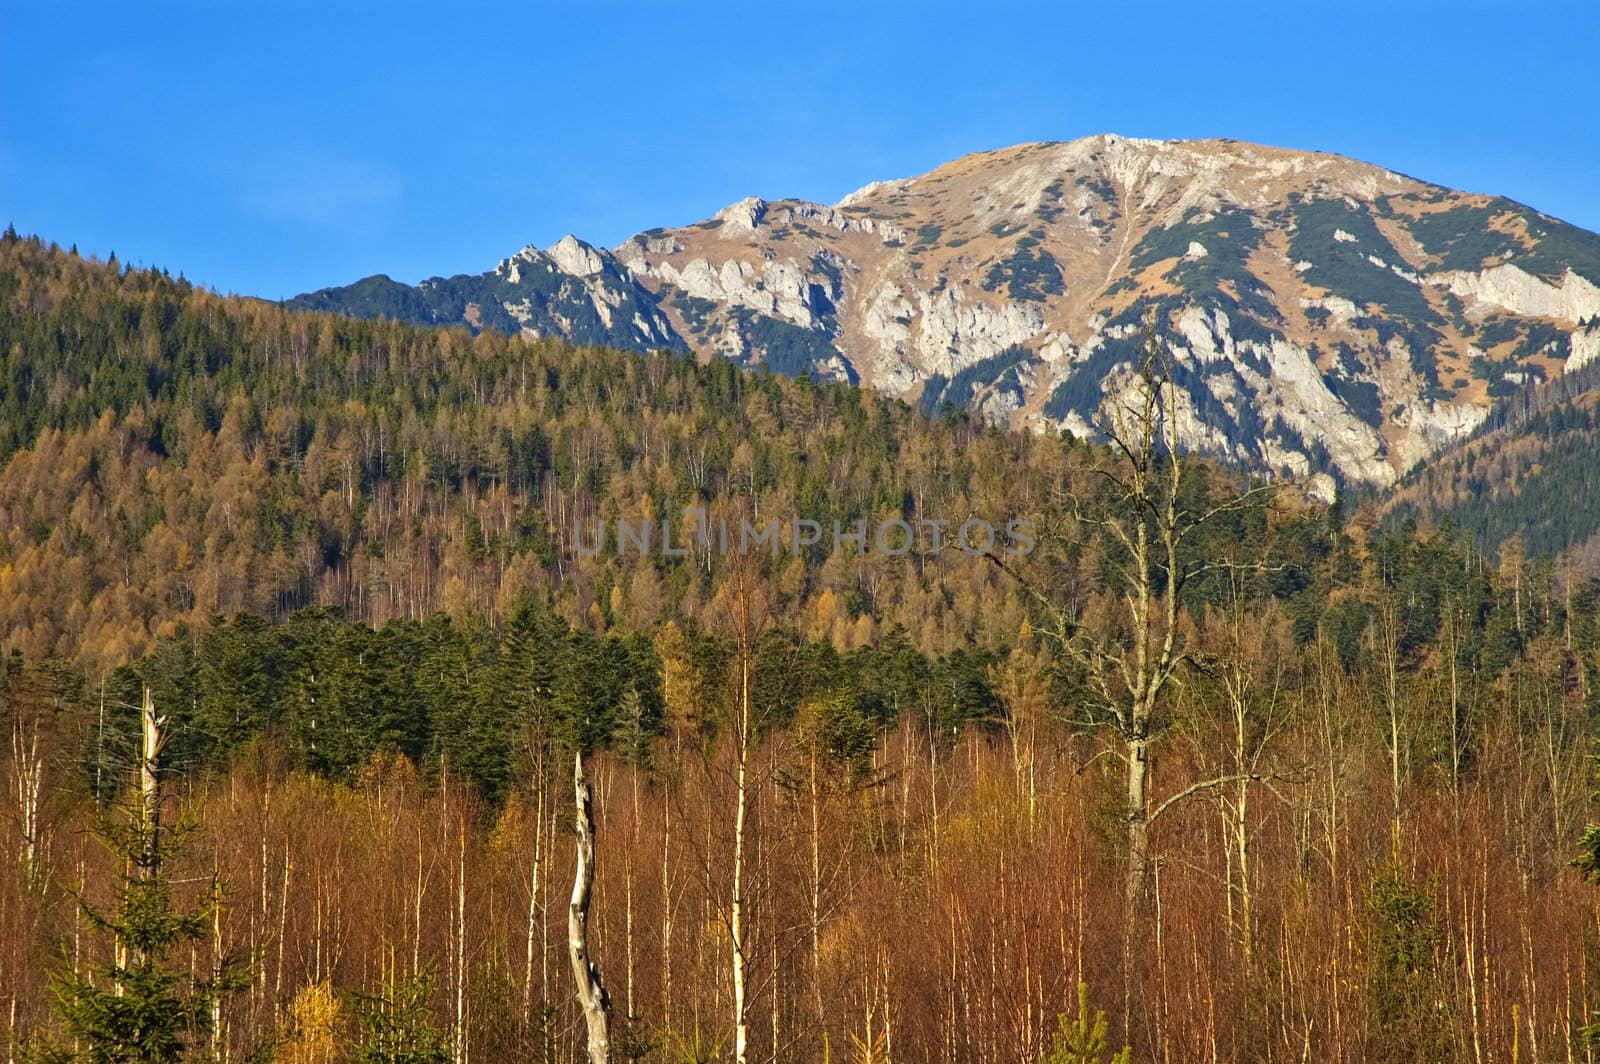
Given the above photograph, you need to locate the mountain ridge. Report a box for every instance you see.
[290,134,1600,494]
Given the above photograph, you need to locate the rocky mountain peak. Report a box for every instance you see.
[715,196,769,231]
[546,234,608,277]
[290,135,1600,494]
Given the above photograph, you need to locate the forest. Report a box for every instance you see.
[5,230,1600,1062]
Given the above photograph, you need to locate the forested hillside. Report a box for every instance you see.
[1382,357,1600,567]
[0,231,1050,669]
[6,231,1600,1062]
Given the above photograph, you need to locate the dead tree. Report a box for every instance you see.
[569,751,611,1064]
[140,685,167,883]
[983,320,1277,1035]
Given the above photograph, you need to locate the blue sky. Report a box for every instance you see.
[3,1,1596,300]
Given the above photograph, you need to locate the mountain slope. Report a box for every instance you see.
[292,135,1600,493]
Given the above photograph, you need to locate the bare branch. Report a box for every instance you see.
[1148,772,1265,827]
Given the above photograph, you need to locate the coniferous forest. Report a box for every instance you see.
[8,230,1600,1063]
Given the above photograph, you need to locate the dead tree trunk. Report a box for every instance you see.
[569,752,611,1064]
[119,686,167,990]
[140,685,166,882]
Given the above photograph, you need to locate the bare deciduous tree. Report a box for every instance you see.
[984,321,1277,1041]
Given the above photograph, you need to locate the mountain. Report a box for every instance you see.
[290,235,685,354]
[5,250,1595,1064]
[291,135,1600,494]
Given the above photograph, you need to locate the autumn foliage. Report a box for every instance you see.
[4,235,1600,1061]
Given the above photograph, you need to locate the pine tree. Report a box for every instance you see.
[1365,864,1453,1062]
[1041,983,1132,1064]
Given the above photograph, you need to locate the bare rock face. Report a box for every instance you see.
[1571,323,1600,372]
[914,286,1046,376]
[1434,264,1600,324]
[294,135,1600,489]
[546,234,608,278]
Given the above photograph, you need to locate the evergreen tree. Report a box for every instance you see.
[1041,983,1132,1064]
[1576,750,1600,1044]
[349,969,450,1064]
[195,613,278,754]
[41,689,247,1063]
[1365,864,1453,1063]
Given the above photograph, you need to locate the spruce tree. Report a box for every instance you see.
[350,969,450,1064]
[1576,759,1600,1043]
[1365,864,1453,1062]
[41,688,246,1063]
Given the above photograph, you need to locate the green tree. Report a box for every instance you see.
[1365,864,1453,1063]
[1575,751,1600,1045]
[1041,983,1132,1064]
[42,689,247,1063]
[350,969,450,1064]
[195,612,278,754]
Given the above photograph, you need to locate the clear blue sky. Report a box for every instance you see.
[4,1,1596,300]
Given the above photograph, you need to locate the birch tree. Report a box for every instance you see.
[710,561,773,1064]
[993,321,1277,905]
[6,678,49,892]
[1191,578,1294,969]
